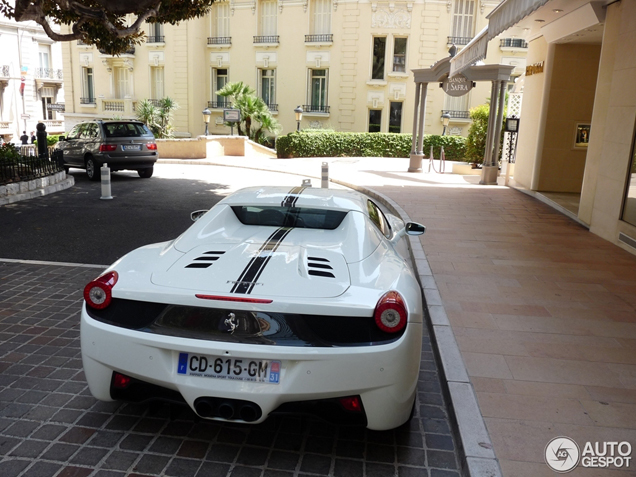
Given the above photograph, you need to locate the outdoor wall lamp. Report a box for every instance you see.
[202,108,211,136]
[441,113,451,136]
[294,106,303,132]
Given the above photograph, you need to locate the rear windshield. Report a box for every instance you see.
[103,122,152,138]
[231,206,347,230]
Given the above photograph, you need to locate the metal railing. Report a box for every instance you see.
[302,104,330,114]
[147,35,165,43]
[99,47,135,55]
[447,36,473,46]
[267,103,278,112]
[0,152,63,186]
[34,68,64,80]
[208,36,232,45]
[208,100,232,109]
[500,38,528,48]
[42,120,64,130]
[253,35,279,44]
[305,34,333,43]
[442,110,470,119]
[80,97,96,104]
[1,65,9,77]
[148,99,164,106]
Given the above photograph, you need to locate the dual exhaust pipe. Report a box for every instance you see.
[194,397,262,422]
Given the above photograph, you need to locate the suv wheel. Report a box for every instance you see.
[86,157,100,181]
[138,167,153,179]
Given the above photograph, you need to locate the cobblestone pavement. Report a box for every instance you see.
[0,261,460,477]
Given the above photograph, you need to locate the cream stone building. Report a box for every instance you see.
[450,0,636,256]
[0,15,65,143]
[61,0,527,138]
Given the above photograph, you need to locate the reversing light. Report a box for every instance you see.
[84,271,118,309]
[112,372,132,389]
[374,291,407,333]
[339,396,363,412]
[146,143,157,150]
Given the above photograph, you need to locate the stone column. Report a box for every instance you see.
[409,82,428,173]
[410,83,421,155]
[480,80,504,185]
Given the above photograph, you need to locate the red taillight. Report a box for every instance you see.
[84,271,118,310]
[146,143,157,150]
[374,291,407,333]
[339,396,363,412]
[195,294,273,304]
[112,372,132,389]
[99,144,117,152]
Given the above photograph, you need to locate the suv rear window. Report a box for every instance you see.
[231,206,347,230]
[103,123,151,138]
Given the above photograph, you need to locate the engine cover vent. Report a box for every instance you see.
[307,256,335,278]
[185,251,225,269]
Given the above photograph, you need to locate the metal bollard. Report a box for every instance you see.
[321,162,329,188]
[100,163,113,200]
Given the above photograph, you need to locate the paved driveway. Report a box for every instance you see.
[0,164,460,477]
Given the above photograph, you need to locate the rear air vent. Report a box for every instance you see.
[619,233,636,251]
[185,251,225,269]
[307,257,335,278]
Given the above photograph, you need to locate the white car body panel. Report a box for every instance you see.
[81,186,425,430]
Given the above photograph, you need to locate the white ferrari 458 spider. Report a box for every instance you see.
[81,186,426,430]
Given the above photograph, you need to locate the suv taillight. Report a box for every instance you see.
[374,291,407,333]
[146,143,157,150]
[99,144,117,152]
[84,271,118,309]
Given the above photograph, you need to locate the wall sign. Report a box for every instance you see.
[526,62,545,76]
[223,109,241,123]
[441,74,473,97]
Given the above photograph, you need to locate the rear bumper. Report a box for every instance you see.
[98,154,158,170]
[81,304,422,430]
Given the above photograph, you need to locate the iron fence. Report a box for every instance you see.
[0,152,63,186]
[253,36,279,44]
[305,34,333,43]
[500,38,528,48]
[442,110,470,119]
[303,104,330,113]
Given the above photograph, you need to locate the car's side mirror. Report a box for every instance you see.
[191,210,208,222]
[406,222,426,236]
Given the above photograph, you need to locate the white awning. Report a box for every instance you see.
[486,0,551,40]
[449,25,489,77]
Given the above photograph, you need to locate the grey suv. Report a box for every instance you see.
[58,120,158,180]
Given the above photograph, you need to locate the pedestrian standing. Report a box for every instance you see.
[30,131,36,144]
[20,131,29,145]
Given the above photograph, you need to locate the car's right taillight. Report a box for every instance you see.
[146,143,157,150]
[99,144,117,152]
[374,291,407,333]
[84,271,118,309]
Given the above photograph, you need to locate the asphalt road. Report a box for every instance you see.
[0,164,309,265]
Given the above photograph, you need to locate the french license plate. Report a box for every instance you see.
[122,145,142,151]
[177,353,281,384]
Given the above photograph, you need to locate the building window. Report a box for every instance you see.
[81,67,95,103]
[260,0,277,36]
[369,109,382,132]
[212,68,229,107]
[211,1,230,37]
[393,38,407,73]
[622,126,636,227]
[372,37,386,80]
[389,102,402,133]
[307,69,328,112]
[150,66,164,100]
[312,0,331,34]
[38,44,51,70]
[452,0,475,40]
[444,92,470,116]
[259,69,276,109]
[148,22,164,42]
[115,67,130,98]
[41,87,56,120]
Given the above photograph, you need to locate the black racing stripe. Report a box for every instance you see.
[281,187,306,208]
[230,228,283,294]
[232,227,292,294]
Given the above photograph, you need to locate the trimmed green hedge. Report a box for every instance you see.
[276,131,466,160]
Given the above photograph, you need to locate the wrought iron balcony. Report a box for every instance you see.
[147,35,165,43]
[208,101,232,109]
[34,68,64,80]
[253,35,279,44]
[99,47,135,55]
[442,110,470,119]
[208,37,232,45]
[148,99,164,106]
[500,38,528,48]
[305,34,333,43]
[303,104,330,114]
[80,97,96,105]
[267,103,278,112]
[447,36,473,46]
[1,65,9,77]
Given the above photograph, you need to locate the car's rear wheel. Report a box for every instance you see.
[138,167,153,179]
[85,156,100,181]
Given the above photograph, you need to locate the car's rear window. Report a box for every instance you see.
[231,206,347,230]
[103,122,151,138]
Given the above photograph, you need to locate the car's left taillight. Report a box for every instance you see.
[374,291,407,333]
[84,271,118,310]
[146,143,157,150]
